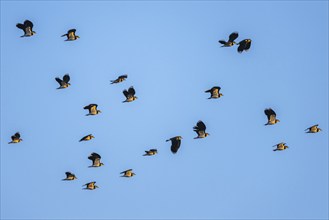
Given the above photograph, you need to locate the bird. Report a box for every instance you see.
[193,120,209,139]
[166,136,182,154]
[205,86,223,99]
[8,132,22,144]
[79,134,94,142]
[55,74,71,89]
[84,104,101,116]
[143,149,158,156]
[61,29,79,41]
[122,86,138,103]
[237,39,252,53]
[82,181,98,190]
[120,169,135,177]
[88,152,104,167]
[273,142,289,151]
[16,20,35,37]
[111,75,128,84]
[62,172,77,181]
[264,108,280,125]
[305,124,322,133]
[218,32,239,47]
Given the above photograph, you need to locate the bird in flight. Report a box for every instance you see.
[273,142,289,151]
[237,39,252,53]
[143,149,158,156]
[193,120,209,139]
[82,181,98,190]
[305,124,322,133]
[61,29,79,41]
[8,132,22,144]
[16,20,36,37]
[55,74,71,89]
[205,86,223,99]
[111,75,128,84]
[122,86,138,103]
[264,108,280,125]
[84,104,101,116]
[218,32,239,47]
[88,152,104,167]
[120,169,135,177]
[166,136,182,154]
[62,172,77,181]
[79,134,94,142]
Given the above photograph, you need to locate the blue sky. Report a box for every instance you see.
[1,1,328,219]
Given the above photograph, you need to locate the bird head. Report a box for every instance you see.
[100,163,104,166]
[276,119,280,123]
[97,110,102,114]
[219,93,223,97]
[134,96,138,100]
[318,128,322,132]
[76,36,80,39]
[205,133,210,137]
[91,135,95,139]
[95,185,99,188]
[177,136,183,140]
[285,145,289,149]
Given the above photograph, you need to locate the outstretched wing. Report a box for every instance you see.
[128,87,136,96]
[228,32,238,42]
[63,74,70,83]
[123,90,129,98]
[24,20,33,29]
[16,23,25,30]
[55,77,63,86]
[170,138,181,154]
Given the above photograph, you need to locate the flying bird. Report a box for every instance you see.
[193,120,209,139]
[61,29,79,41]
[166,136,182,154]
[237,39,252,53]
[120,169,135,177]
[84,104,101,116]
[122,86,137,102]
[79,134,94,142]
[55,74,71,89]
[305,124,322,133]
[16,20,35,37]
[111,75,128,84]
[62,172,77,181]
[264,108,280,125]
[143,149,158,156]
[82,181,98,190]
[273,142,289,151]
[88,152,104,167]
[218,32,239,47]
[205,86,223,99]
[8,132,22,144]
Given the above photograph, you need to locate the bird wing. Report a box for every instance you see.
[170,138,181,153]
[264,109,275,120]
[63,74,70,83]
[16,23,25,30]
[123,90,129,98]
[119,75,128,80]
[24,20,33,29]
[128,87,136,96]
[55,77,63,85]
[237,40,247,53]
[228,32,239,42]
[14,132,21,138]
[91,152,101,159]
[218,40,227,44]
[196,121,206,131]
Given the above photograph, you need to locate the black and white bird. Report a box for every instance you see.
[237,39,252,53]
[84,104,101,116]
[79,134,94,142]
[122,86,137,103]
[166,136,183,154]
[82,181,98,190]
[273,142,289,151]
[120,169,135,177]
[193,120,209,139]
[61,29,79,41]
[88,152,104,167]
[143,149,158,156]
[62,172,77,181]
[218,32,239,47]
[16,20,36,37]
[8,132,22,144]
[205,86,223,99]
[264,108,280,125]
[111,75,128,84]
[305,124,322,133]
[55,74,71,89]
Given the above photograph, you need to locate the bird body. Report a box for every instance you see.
[143,149,158,156]
[62,172,77,181]
[111,75,128,84]
[273,142,289,151]
[83,181,98,190]
[55,74,71,89]
[120,169,135,177]
[8,132,22,144]
[88,152,104,167]
[264,108,280,125]
[166,136,182,154]
[79,134,94,142]
[218,32,239,47]
[305,124,322,133]
[84,104,101,116]
[122,86,137,102]
[193,120,209,139]
[16,20,35,37]
[205,86,222,99]
[61,29,79,41]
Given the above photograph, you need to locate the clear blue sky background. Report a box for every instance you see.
[1,1,328,219]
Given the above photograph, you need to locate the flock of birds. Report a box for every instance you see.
[9,20,323,190]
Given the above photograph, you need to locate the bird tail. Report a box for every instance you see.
[61,34,66,37]
[273,149,277,151]
[166,139,170,142]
